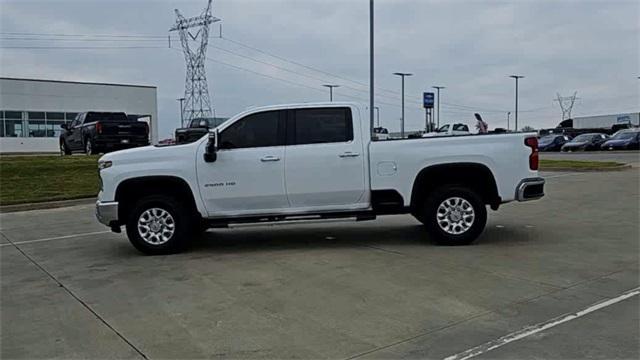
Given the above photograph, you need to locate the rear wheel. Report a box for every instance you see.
[125,195,194,255]
[417,186,487,246]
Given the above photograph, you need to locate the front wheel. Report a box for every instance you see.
[125,195,194,255]
[418,186,487,246]
[60,140,71,156]
[84,138,97,155]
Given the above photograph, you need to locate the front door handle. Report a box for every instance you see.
[260,156,280,162]
[339,152,360,158]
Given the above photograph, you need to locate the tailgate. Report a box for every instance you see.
[101,122,148,136]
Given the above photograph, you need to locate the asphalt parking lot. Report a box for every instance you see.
[1,167,639,359]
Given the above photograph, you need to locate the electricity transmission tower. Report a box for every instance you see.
[555,92,578,121]
[170,0,220,126]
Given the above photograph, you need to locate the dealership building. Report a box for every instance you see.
[0,77,158,153]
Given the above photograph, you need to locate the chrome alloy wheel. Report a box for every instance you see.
[436,197,475,235]
[137,208,175,245]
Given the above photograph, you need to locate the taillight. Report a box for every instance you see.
[96,122,102,134]
[525,137,539,170]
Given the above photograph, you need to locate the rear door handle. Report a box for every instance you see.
[339,152,360,158]
[260,156,280,162]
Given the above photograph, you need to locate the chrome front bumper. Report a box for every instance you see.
[516,178,545,201]
[96,201,119,226]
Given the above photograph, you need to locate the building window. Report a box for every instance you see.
[0,111,81,137]
[1,110,23,137]
[27,112,46,137]
[46,112,65,137]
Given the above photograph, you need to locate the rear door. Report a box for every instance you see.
[284,107,367,210]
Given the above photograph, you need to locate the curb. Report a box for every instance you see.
[541,164,632,172]
[0,197,96,214]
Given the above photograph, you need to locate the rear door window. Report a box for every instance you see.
[290,108,353,145]
[85,112,128,122]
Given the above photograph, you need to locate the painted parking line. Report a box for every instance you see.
[443,287,640,360]
[0,230,112,247]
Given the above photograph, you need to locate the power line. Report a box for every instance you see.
[1,30,561,115]
[0,45,167,49]
[0,37,170,42]
[0,31,167,38]
[219,36,403,97]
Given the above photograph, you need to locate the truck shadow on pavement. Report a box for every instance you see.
[181,220,537,255]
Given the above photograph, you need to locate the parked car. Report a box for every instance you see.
[610,127,640,138]
[538,134,571,152]
[175,117,228,144]
[422,123,470,137]
[60,112,149,155]
[96,102,544,255]
[600,131,640,150]
[560,133,608,152]
[373,127,389,140]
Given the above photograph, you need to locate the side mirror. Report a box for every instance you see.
[60,123,68,130]
[203,130,218,163]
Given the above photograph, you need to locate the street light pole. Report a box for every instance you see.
[177,97,185,127]
[373,106,380,127]
[509,75,524,131]
[322,84,340,102]
[394,72,412,138]
[369,0,374,140]
[432,86,445,128]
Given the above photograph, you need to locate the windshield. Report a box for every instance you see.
[571,134,593,142]
[437,125,450,132]
[190,118,227,128]
[612,132,638,140]
[539,135,558,144]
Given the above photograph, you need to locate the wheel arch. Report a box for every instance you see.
[409,162,500,212]
[115,175,202,224]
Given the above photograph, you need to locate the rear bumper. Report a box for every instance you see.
[94,136,149,148]
[516,177,545,201]
[96,201,119,226]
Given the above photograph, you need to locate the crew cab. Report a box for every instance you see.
[96,102,544,255]
[60,112,149,155]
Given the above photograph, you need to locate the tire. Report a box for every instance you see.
[60,140,71,156]
[84,138,97,155]
[418,186,487,246]
[125,195,195,255]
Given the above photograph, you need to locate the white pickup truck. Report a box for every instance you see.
[96,102,544,254]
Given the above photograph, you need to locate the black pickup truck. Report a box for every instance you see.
[175,117,227,144]
[60,112,149,155]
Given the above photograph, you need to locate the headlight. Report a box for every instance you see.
[98,160,113,171]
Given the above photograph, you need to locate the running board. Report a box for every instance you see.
[206,211,376,228]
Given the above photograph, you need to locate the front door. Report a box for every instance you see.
[67,114,83,150]
[284,107,367,210]
[196,110,289,216]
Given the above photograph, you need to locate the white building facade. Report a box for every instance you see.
[0,77,158,153]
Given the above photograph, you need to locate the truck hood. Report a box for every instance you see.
[99,142,198,165]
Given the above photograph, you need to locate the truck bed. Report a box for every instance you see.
[369,133,538,204]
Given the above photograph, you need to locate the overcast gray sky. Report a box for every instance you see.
[1,0,638,138]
